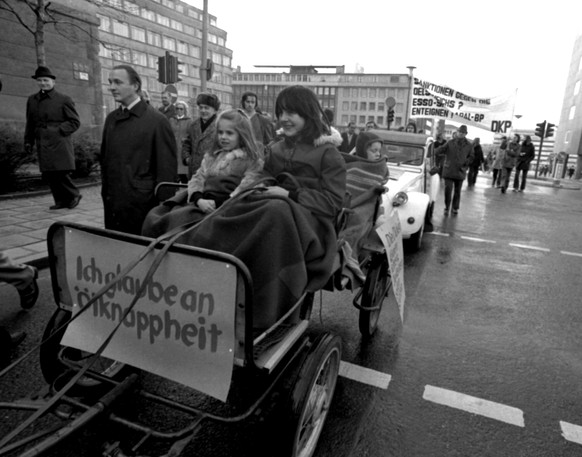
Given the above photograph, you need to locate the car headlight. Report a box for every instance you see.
[392,191,408,207]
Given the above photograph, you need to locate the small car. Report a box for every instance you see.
[372,130,440,252]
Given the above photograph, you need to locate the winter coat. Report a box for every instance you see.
[435,137,474,180]
[470,144,485,170]
[182,115,218,178]
[158,104,176,119]
[339,131,358,153]
[245,112,275,146]
[187,147,264,202]
[99,100,177,235]
[169,116,192,176]
[516,142,535,170]
[265,128,346,219]
[502,141,520,169]
[24,89,80,172]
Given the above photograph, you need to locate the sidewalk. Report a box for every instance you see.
[0,183,104,269]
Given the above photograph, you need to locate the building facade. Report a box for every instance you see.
[554,33,582,178]
[91,0,234,118]
[232,66,415,132]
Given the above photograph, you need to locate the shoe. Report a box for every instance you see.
[518,189,523,193]
[512,188,518,192]
[9,331,26,348]
[67,194,82,209]
[501,188,506,194]
[19,266,39,309]
[444,208,449,215]
[49,203,65,210]
[452,209,458,215]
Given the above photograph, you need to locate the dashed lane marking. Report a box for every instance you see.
[429,231,450,237]
[339,361,391,389]
[560,421,582,445]
[509,243,551,252]
[561,250,582,258]
[460,236,496,243]
[423,385,525,427]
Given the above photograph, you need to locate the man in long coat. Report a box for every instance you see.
[24,66,82,210]
[100,64,177,235]
[435,125,474,215]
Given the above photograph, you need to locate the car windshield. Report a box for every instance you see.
[382,143,424,166]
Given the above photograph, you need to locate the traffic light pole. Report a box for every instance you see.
[534,135,544,179]
[200,0,208,92]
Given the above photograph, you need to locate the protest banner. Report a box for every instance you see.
[60,227,236,402]
[410,76,517,134]
[376,208,405,321]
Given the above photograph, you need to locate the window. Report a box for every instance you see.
[141,8,155,21]
[147,31,161,47]
[351,101,357,111]
[379,88,386,98]
[351,88,358,97]
[343,88,350,97]
[177,41,188,54]
[123,1,139,14]
[330,87,335,95]
[569,105,576,120]
[131,26,145,42]
[156,14,170,27]
[341,115,348,125]
[188,9,200,20]
[377,116,384,125]
[112,47,131,62]
[369,88,377,98]
[575,80,580,96]
[176,4,183,13]
[184,25,195,35]
[359,116,366,124]
[97,14,111,32]
[162,36,176,51]
[223,55,231,67]
[342,101,349,111]
[369,102,375,111]
[170,19,183,31]
[189,45,200,58]
[218,37,225,46]
[368,116,374,122]
[132,51,147,67]
[99,43,112,58]
[112,20,129,37]
[161,0,174,8]
[350,115,356,123]
[395,116,402,126]
[360,102,366,110]
[209,33,218,44]
[378,102,384,111]
[210,17,217,26]
[390,76,400,83]
[360,88,367,98]
[148,54,157,69]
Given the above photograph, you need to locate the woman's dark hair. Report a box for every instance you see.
[112,64,142,92]
[275,85,328,144]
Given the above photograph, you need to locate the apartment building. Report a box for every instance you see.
[232,66,415,131]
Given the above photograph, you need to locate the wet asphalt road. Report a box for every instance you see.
[1,175,582,456]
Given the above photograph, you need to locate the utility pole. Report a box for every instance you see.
[200,0,208,92]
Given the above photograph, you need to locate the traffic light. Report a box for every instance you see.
[157,54,168,84]
[545,123,555,138]
[534,121,546,138]
[388,108,394,123]
[206,58,213,81]
[167,54,183,83]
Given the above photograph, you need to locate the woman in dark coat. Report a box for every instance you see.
[513,135,535,192]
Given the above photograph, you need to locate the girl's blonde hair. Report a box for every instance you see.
[215,109,263,161]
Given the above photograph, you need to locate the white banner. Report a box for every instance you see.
[410,76,517,134]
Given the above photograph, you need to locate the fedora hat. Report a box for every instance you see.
[31,66,56,80]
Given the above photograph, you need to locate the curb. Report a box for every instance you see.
[0,180,101,201]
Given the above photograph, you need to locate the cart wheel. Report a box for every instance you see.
[283,333,341,457]
[40,309,128,389]
[358,256,391,338]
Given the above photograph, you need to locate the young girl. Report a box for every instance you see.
[187,109,263,214]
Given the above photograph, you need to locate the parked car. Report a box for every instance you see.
[372,130,440,252]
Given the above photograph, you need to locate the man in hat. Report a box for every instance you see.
[24,66,82,210]
[435,124,474,215]
[100,64,177,235]
[182,92,220,177]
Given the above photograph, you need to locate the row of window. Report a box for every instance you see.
[233,73,407,85]
[95,0,220,32]
[98,44,233,85]
[97,15,232,67]
[341,101,406,112]
[338,115,404,128]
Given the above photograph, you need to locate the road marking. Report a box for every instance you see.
[560,421,582,445]
[561,250,582,258]
[339,361,391,389]
[423,385,525,427]
[509,243,550,252]
[460,236,496,243]
[429,231,450,237]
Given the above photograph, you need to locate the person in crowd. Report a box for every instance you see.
[142,109,264,236]
[169,100,192,183]
[491,136,507,187]
[140,89,151,105]
[365,120,378,131]
[0,251,39,366]
[467,137,484,188]
[513,135,535,192]
[339,121,358,153]
[324,108,335,126]
[500,133,520,194]
[99,64,176,235]
[436,124,474,215]
[158,90,176,119]
[240,91,275,148]
[434,132,447,177]
[24,66,82,210]
[568,165,576,179]
[355,131,383,161]
[405,121,417,133]
[182,93,220,178]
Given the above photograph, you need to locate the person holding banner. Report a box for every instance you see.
[500,134,520,194]
[435,125,474,215]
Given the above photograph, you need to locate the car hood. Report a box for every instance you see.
[385,165,424,197]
